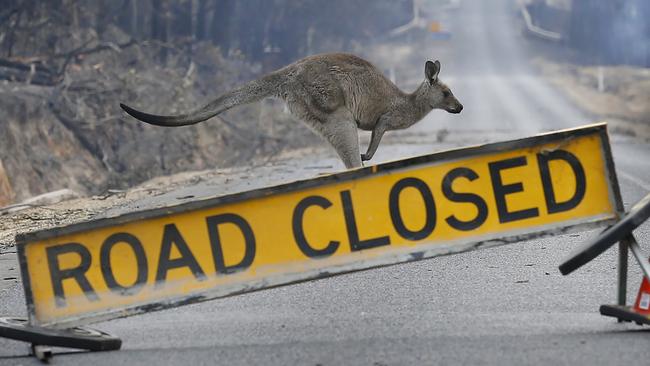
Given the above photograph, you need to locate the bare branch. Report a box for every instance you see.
[58,39,137,77]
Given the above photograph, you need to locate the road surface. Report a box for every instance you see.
[1,0,650,364]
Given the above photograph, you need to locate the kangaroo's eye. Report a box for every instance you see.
[442,90,451,98]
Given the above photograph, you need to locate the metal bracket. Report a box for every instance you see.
[30,344,53,363]
[0,317,121,362]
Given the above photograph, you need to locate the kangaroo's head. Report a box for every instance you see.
[423,60,463,114]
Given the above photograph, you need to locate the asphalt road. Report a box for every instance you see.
[2,0,650,364]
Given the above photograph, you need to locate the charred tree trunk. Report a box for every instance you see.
[152,0,170,63]
[152,0,161,39]
[130,0,138,36]
[5,10,22,57]
[171,0,192,39]
[196,0,207,41]
[211,0,235,54]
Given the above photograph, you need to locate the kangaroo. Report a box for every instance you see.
[120,53,462,168]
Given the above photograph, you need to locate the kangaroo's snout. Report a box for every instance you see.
[447,103,463,114]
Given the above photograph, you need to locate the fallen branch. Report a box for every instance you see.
[0,63,59,85]
[0,58,55,74]
[0,38,138,85]
[58,39,137,76]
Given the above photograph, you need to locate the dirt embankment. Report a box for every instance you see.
[0,167,216,254]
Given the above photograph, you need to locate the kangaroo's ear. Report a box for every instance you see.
[425,60,441,84]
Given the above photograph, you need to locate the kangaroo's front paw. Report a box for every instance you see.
[361,154,370,161]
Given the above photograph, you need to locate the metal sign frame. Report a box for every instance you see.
[560,192,650,276]
[560,191,650,324]
[15,123,626,329]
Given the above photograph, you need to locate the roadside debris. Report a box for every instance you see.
[0,189,80,215]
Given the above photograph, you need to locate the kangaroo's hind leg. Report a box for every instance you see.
[286,99,362,169]
[320,118,362,169]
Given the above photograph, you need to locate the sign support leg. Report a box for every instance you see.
[559,191,650,325]
[616,239,628,323]
[600,235,650,325]
[628,235,650,280]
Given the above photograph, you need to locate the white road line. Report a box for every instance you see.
[618,169,650,192]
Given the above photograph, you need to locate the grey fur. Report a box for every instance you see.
[120,53,462,168]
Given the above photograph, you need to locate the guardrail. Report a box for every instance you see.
[518,1,563,41]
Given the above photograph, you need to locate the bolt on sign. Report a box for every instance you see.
[16,123,622,328]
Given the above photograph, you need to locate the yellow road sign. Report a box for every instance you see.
[16,123,622,328]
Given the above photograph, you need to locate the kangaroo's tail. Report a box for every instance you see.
[120,72,281,127]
